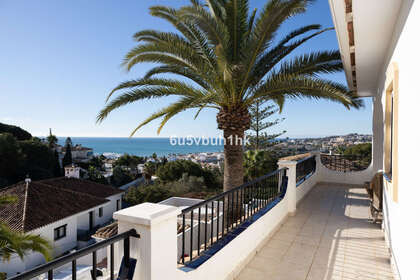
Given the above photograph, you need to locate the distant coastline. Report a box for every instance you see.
[56,137,224,157]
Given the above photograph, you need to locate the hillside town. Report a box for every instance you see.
[2,0,415,279]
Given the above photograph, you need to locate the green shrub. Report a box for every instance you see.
[156,160,221,189]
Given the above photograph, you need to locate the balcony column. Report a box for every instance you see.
[278,160,297,216]
[113,203,180,280]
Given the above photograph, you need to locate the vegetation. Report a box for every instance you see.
[342,143,372,159]
[62,142,73,168]
[156,160,221,189]
[110,166,134,187]
[86,166,108,185]
[0,123,32,141]
[97,0,362,193]
[247,100,285,150]
[46,129,58,149]
[243,150,278,181]
[125,174,209,205]
[0,133,61,188]
[0,196,52,263]
[114,154,145,168]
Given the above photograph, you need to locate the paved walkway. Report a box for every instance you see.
[236,183,394,280]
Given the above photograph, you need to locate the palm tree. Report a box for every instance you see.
[46,128,58,149]
[97,0,362,192]
[0,195,52,263]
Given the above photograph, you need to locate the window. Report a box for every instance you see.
[384,62,399,202]
[54,225,67,241]
[99,207,103,217]
[116,199,121,211]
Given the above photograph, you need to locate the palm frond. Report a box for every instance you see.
[0,223,52,262]
[251,27,333,84]
[277,50,343,76]
[250,73,363,109]
[98,81,206,123]
[240,0,312,96]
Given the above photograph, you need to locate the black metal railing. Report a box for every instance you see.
[178,168,288,265]
[7,229,139,280]
[320,154,371,172]
[296,155,316,186]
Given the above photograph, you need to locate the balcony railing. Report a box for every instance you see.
[296,155,316,186]
[7,229,139,280]
[178,168,288,266]
[320,154,371,172]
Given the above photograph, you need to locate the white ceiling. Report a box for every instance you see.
[329,0,403,97]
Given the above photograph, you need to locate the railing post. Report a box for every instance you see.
[278,160,297,216]
[114,203,180,280]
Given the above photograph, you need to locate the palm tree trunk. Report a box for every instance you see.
[223,128,245,192]
[223,128,244,229]
[217,107,250,229]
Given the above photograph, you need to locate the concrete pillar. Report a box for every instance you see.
[113,203,180,280]
[278,160,297,216]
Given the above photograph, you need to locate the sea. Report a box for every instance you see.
[57,137,224,157]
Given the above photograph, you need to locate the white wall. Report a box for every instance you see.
[175,197,289,280]
[77,194,122,231]
[378,1,420,279]
[316,154,375,185]
[296,164,321,204]
[0,216,78,277]
[0,194,122,277]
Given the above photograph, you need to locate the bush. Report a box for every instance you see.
[156,160,221,189]
[111,166,133,187]
[343,143,372,158]
[243,150,278,181]
[124,174,207,205]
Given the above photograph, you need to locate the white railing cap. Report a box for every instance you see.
[114,202,180,226]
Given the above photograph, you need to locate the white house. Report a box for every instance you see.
[0,172,124,277]
[329,1,419,279]
[71,144,94,163]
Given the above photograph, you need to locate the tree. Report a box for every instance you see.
[64,137,73,148]
[343,143,372,158]
[87,166,108,185]
[19,140,57,180]
[124,174,206,205]
[0,123,32,141]
[143,162,158,177]
[247,100,286,150]
[97,0,362,193]
[243,150,277,181]
[53,150,62,177]
[111,166,133,187]
[0,133,24,187]
[156,160,221,189]
[0,196,51,263]
[114,154,144,172]
[62,143,72,168]
[156,160,203,182]
[46,128,58,149]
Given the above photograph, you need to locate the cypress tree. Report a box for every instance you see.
[62,143,72,168]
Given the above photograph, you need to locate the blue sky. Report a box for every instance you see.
[0,0,372,138]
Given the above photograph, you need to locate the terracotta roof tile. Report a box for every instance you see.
[0,178,122,232]
[39,177,123,198]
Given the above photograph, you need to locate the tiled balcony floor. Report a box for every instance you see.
[235,183,394,280]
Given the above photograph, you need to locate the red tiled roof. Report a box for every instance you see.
[93,222,118,239]
[39,177,123,198]
[0,178,122,232]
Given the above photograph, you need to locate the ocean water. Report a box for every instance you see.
[57,137,223,157]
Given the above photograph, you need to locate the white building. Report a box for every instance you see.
[330,1,419,279]
[0,173,123,277]
[71,144,94,163]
